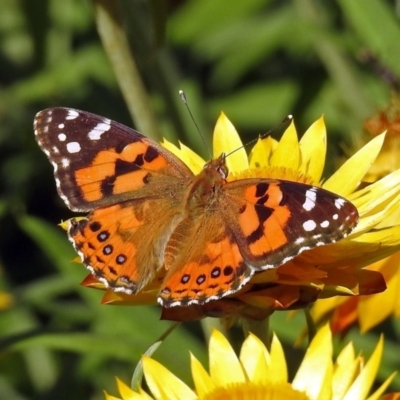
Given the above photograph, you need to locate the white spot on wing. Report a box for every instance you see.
[58,123,65,129]
[58,133,67,141]
[335,198,346,209]
[66,142,81,153]
[303,188,317,211]
[333,214,339,220]
[66,110,79,120]
[303,219,317,232]
[88,120,111,140]
[295,237,306,245]
[320,220,330,228]
[61,158,70,167]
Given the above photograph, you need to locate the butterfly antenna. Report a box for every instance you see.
[179,90,212,158]
[225,114,293,158]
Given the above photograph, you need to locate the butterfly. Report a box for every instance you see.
[34,108,359,307]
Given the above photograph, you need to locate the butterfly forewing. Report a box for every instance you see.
[34,108,192,212]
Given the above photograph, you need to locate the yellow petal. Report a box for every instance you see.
[239,333,270,382]
[332,343,360,399]
[323,133,385,196]
[190,353,215,397]
[358,258,400,333]
[351,169,400,220]
[161,138,183,156]
[249,136,278,168]
[142,356,196,400]
[178,141,206,174]
[209,329,246,385]
[352,226,400,250]
[270,120,301,170]
[116,378,137,399]
[161,139,205,174]
[292,324,333,400]
[136,388,154,400]
[269,333,288,383]
[343,336,384,400]
[311,297,346,324]
[213,112,248,173]
[366,372,398,400]
[299,116,327,182]
[107,378,152,400]
[104,392,123,400]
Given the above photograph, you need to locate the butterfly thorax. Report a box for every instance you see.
[164,155,229,272]
[185,155,228,215]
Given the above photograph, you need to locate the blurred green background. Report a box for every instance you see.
[0,0,399,398]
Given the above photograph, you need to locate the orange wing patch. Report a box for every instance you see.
[160,222,252,307]
[69,196,184,294]
[244,183,291,256]
[69,204,144,292]
[75,142,169,203]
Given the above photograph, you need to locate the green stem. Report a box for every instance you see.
[131,321,181,391]
[303,307,317,344]
[92,0,162,140]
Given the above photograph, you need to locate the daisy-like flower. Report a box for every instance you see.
[311,97,400,334]
[104,325,398,400]
[79,113,400,322]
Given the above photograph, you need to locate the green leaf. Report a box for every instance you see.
[338,0,400,79]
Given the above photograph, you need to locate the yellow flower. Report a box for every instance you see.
[311,96,400,333]
[104,326,397,400]
[77,113,400,322]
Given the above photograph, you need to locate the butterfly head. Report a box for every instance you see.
[204,153,229,180]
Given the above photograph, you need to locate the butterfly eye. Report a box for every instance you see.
[218,164,228,179]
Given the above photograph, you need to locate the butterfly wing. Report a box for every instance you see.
[34,108,192,212]
[221,179,359,269]
[158,212,252,307]
[159,175,358,307]
[68,196,185,293]
[35,107,194,292]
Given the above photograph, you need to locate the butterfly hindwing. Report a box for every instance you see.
[34,108,192,212]
[159,211,252,306]
[68,195,185,294]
